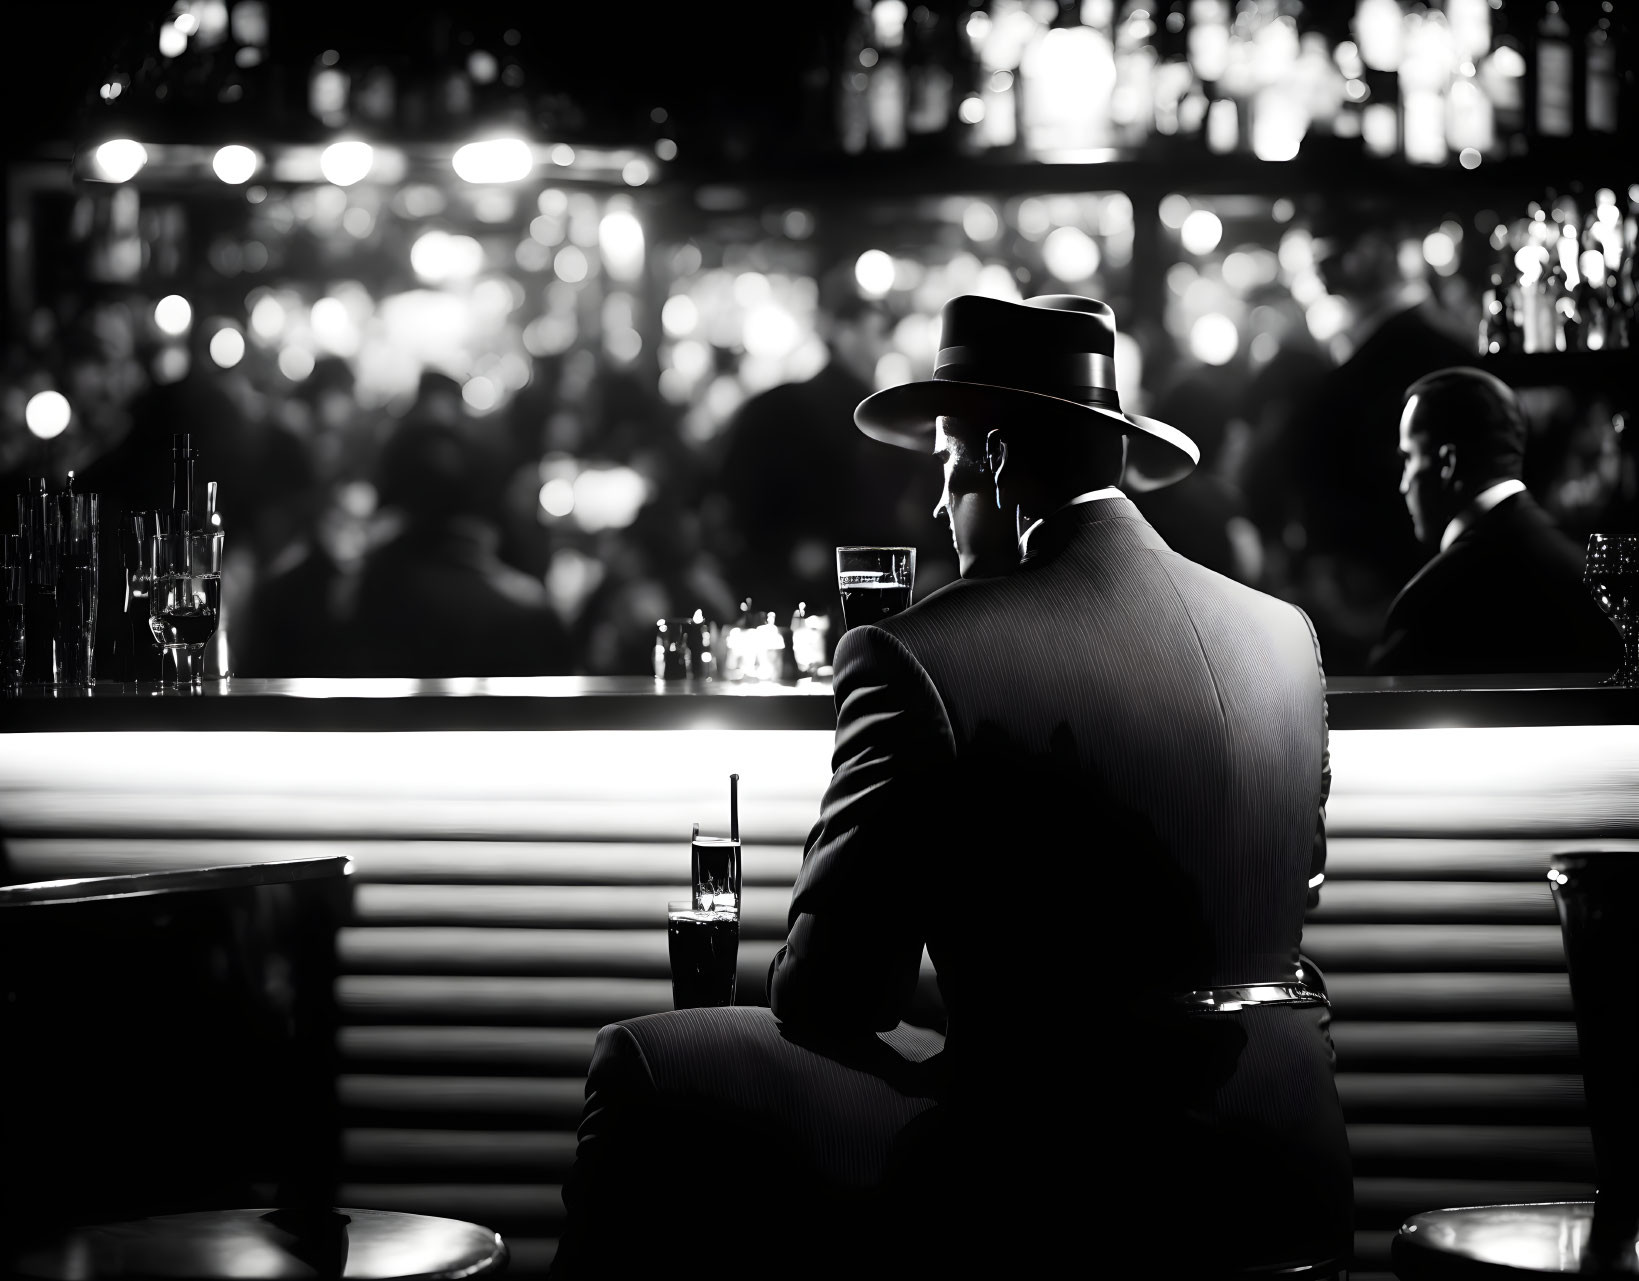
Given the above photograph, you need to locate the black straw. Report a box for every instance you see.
[729,774,740,843]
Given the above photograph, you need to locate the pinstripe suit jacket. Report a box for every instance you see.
[768,493,1333,1104]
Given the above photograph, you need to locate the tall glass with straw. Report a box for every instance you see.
[669,774,743,1009]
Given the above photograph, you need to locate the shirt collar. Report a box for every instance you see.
[1440,478,1527,553]
[1018,487,1126,559]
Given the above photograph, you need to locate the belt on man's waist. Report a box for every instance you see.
[1172,982,1329,1013]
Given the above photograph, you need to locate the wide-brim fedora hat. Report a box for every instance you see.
[854,294,1198,492]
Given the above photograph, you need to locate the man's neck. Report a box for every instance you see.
[1016,485,1125,556]
[1438,477,1527,553]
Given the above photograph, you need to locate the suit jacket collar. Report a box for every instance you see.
[1019,493,1165,565]
[1441,481,1528,552]
[1390,488,1540,611]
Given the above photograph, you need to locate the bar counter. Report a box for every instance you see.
[2,673,1636,732]
[2,677,1636,1281]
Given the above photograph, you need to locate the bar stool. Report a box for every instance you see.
[7,1209,507,1281]
[1393,1202,1619,1279]
[0,859,508,1281]
[1392,849,1639,1280]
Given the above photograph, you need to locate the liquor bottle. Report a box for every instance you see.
[204,480,230,680]
[948,1,986,153]
[866,0,908,151]
[1151,0,1193,138]
[1478,248,1517,356]
[1021,0,1116,155]
[904,2,954,152]
[1111,1,1159,149]
[308,50,350,130]
[1447,54,1495,159]
[1480,40,1527,153]
[1296,30,1345,142]
[1533,0,1574,140]
[1585,9,1619,135]
[1400,9,1452,166]
[837,0,873,155]
[171,433,196,532]
[19,476,57,684]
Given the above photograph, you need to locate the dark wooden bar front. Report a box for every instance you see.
[3,678,1636,1281]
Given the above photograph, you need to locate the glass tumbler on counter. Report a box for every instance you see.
[2,535,24,692]
[836,546,915,631]
[55,492,99,687]
[148,529,223,688]
[19,480,58,684]
[667,899,739,1009]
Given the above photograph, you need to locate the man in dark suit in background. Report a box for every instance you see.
[1368,368,1620,678]
[1289,204,1479,671]
[550,296,1350,1279]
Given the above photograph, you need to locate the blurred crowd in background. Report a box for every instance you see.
[3,187,1628,680]
[1,1,1633,679]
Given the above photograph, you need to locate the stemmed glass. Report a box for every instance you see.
[1584,534,1639,688]
[148,528,223,688]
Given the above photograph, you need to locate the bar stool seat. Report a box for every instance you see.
[6,1208,508,1281]
[1392,1202,1635,1280]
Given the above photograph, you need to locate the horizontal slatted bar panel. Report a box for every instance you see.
[7,720,1636,1280]
[1307,881,1557,922]
[338,1027,598,1075]
[1330,1023,1580,1066]
[1336,1074,1585,1118]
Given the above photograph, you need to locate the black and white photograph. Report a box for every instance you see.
[1,3,1637,1279]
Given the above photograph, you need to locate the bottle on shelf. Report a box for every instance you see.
[1480,3,1528,155]
[19,476,57,685]
[1532,0,1575,141]
[974,0,1028,150]
[866,0,909,151]
[904,1,955,151]
[1111,0,1160,149]
[1585,6,1620,135]
[1020,0,1116,156]
[204,480,230,681]
[837,0,873,155]
[171,432,196,533]
[1150,0,1195,139]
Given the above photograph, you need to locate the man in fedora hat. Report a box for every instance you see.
[550,295,1350,1279]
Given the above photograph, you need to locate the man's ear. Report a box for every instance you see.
[984,429,1008,510]
[1438,442,1460,493]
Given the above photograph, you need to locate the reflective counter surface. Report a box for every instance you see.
[1,673,1634,731]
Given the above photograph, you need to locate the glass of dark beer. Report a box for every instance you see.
[667,900,739,1009]
[836,546,916,631]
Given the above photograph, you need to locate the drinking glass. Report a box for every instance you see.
[116,510,160,683]
[55,492,99,687]
[836,546,915,631]
[666,899,739,1009]
[2,535,23,692]
[19,483,59,683]
[149,529,224,688]
[692,833,741,913]
[1584,534,1639,688]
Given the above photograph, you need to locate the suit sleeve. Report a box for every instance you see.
[1298,607,1330,915]
[767,624,956,1034]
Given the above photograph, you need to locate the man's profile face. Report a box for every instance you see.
[1398,395,1446,547]
[932,417,1018,579]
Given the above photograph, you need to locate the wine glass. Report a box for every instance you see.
[1584,534,1639,688]
[148,529,223,688]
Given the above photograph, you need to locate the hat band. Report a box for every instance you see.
[934,348,1121,409]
